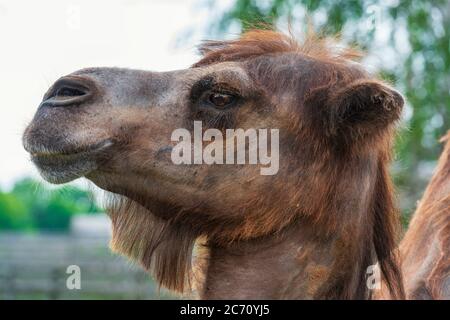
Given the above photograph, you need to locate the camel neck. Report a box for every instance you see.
[200,222,368,299]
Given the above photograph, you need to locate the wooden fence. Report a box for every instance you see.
[0,233,174,300]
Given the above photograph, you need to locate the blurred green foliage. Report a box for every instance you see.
[206,0,450,218]
[0,178,101,232]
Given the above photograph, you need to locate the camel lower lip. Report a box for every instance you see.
[29,139,114,184]
[29,139,113,158]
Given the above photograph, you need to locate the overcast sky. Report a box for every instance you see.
[0,0,223,190]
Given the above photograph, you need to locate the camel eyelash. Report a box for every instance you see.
[190,107,237,131]
[189,76,241,103]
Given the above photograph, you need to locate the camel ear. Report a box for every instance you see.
[326,80,404,137]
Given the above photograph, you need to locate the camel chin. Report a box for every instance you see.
[26,139,114,184]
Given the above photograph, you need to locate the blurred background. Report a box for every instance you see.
[0,0,448,299]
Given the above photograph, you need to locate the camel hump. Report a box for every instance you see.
[400,130,450,299]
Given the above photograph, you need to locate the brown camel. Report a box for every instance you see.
[373,131,450,300]
[397,131,450,299]
[22,30,446,299]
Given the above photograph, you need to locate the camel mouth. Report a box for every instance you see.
[27,139,114,158]
[27,139,114,184]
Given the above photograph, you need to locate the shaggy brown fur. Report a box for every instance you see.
[398,131,450,299]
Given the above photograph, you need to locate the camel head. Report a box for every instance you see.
[23,30,404,297]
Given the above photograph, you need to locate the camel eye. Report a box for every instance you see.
[208,92,235,108]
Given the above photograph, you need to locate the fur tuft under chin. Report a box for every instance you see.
[104,193,204,296]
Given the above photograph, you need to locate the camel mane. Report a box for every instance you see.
[193,29,362,67]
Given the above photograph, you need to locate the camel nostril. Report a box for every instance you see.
[54,86,86,97]
[40,78,93,108]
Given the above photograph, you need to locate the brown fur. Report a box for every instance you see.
[396,131,450,299]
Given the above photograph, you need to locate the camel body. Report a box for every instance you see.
[396,132,450,299]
